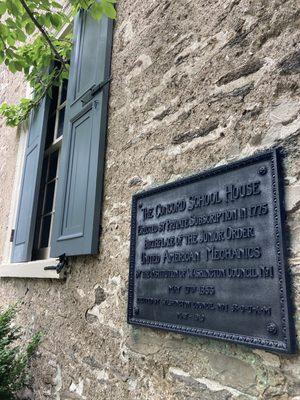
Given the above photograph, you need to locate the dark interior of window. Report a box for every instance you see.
[32,79,68,260]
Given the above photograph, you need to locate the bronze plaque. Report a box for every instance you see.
[127,149,295,353]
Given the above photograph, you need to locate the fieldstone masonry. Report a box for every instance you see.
[0,0,300,398]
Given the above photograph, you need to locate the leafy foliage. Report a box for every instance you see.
[0,304,41,399]
[0,0,116,126]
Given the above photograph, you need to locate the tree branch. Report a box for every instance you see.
[18,0,67,69]
[32,64,64,107]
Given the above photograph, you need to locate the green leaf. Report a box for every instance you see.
[90,2,103,20]
[6,35,15,47]
[102,2,116,19]
[6,0,20,15]
[16,29,26,43]
[0,2,6,15]
[5,48,15,59]
[51,1,63,8]
[37,14,45,25]
[8,62,17,73]
[25,22,35,35]
[44,13,52,28]
[50,13,62,28]
[14,61,23,71]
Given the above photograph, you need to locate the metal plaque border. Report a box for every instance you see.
[127,148,295,354]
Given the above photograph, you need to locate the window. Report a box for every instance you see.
[32,79,68,260]
[8,9,114,266]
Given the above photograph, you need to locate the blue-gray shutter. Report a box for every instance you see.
[50,11,113,257]
[11,97,50,262]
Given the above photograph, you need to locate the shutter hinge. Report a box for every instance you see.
[81,77,112,105]
[10,229,15,242]
[44,253,69,275]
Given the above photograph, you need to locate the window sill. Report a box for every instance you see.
[0,258,65,279]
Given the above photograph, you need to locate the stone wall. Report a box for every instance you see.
[0,0,300,398]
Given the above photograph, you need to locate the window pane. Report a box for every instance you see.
[48,151,58,182]
[41,156,49,186]
[57,108,65,138]
[40,215,52,248]
[33,216,41,251]
[60,79,68,105]
[36,185,45,219]
[50,84,59,112]
[44,181,55,214]
[45,85,59,149]
[45,116,55,149]
[36,156,48,218]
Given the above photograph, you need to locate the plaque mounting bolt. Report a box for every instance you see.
[138,203,143,209]
[134,307,140,315]
[267,322,278,335]
[258,166,268,176]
